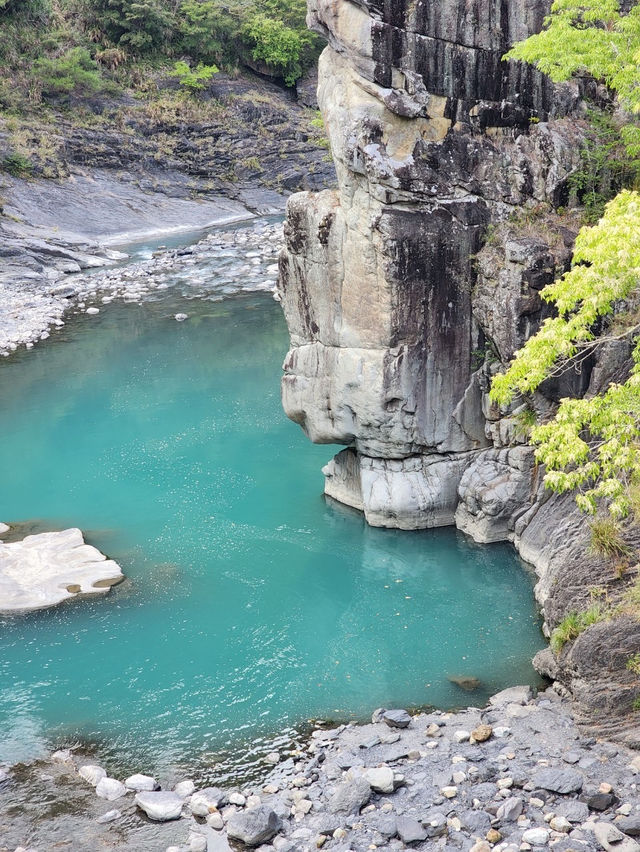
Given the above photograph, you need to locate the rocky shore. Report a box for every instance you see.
[2,687,640,852]
[0,208,284,356]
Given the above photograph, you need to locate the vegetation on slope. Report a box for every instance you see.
[492,0,640,528]
[0,0,323,112]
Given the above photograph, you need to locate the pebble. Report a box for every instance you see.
[86,307,100,315]
[96,808,121,824]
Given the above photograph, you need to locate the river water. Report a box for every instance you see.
[0,221,544,784]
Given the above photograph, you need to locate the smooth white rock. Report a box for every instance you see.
[78,765,107,786]
[0,528,123,613]
[174,779,196,798]
[0,523,9,535]
[522,828,549,846]
[135,791,183,821]
[86,307,100,315]
[188,834,207,852]
[206,812,224,830]
[96,777,127,801]
[174,313,188,321]
[190,787,223,816]
[125,773,157,791]
[364,767,396,794]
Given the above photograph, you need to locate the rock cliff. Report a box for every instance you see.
[279,0,640,745]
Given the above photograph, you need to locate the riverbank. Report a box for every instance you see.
[2,686,640,852]
[0,179,285,356]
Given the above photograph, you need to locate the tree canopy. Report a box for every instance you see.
[494,0,640,520]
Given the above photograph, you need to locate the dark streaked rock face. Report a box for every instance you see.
[279,0,640,748]
[279,0,583,527]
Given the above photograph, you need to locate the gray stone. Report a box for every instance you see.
[226,805,282,846]
[555,800,590,823]
[328,778,371,814]
[619,816,640,837]
[396,816,428,844]
[585,792,619,811]
[497,797,524,821]
[382,709,412,729]
[533,768,583,794]
[593,821,640,852]
[460,810,492,835]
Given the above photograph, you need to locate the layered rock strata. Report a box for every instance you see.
[279,1,640,744]
[279,0,583,530]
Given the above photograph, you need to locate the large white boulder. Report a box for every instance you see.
[135,791,183,821]
[0,528,123,613]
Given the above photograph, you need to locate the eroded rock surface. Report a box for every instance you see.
[0,527,123,613]
[278,0,639,745]
[279,0,584,530]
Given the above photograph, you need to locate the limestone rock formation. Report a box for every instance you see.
[279,0,584,530]
[0,528,123,613]
[279,0,640,743]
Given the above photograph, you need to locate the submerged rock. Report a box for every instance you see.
[95,777,127,801]
[0,528,123,613]
[78,765,107,786]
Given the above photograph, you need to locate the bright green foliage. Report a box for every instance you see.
[243,14,303,86]
[550,604,605,653]
[491,191,640,518]
[179,0,247,66]
[179,0,321,84]
[170,60,218,91]
[505,0,640,115]
[33,47,104,98]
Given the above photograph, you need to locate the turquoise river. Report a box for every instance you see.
[0,223,544,783]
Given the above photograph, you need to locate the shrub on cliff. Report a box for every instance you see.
[493,0,640,523]
[33,47,106,100]
[178,0,322,84]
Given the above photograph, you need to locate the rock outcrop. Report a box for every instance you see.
[279,1,640,745]
[279,0,583,530]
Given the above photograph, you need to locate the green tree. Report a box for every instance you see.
[242,13,303,85]
[493,0,640,520]
[79,0,175,54]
